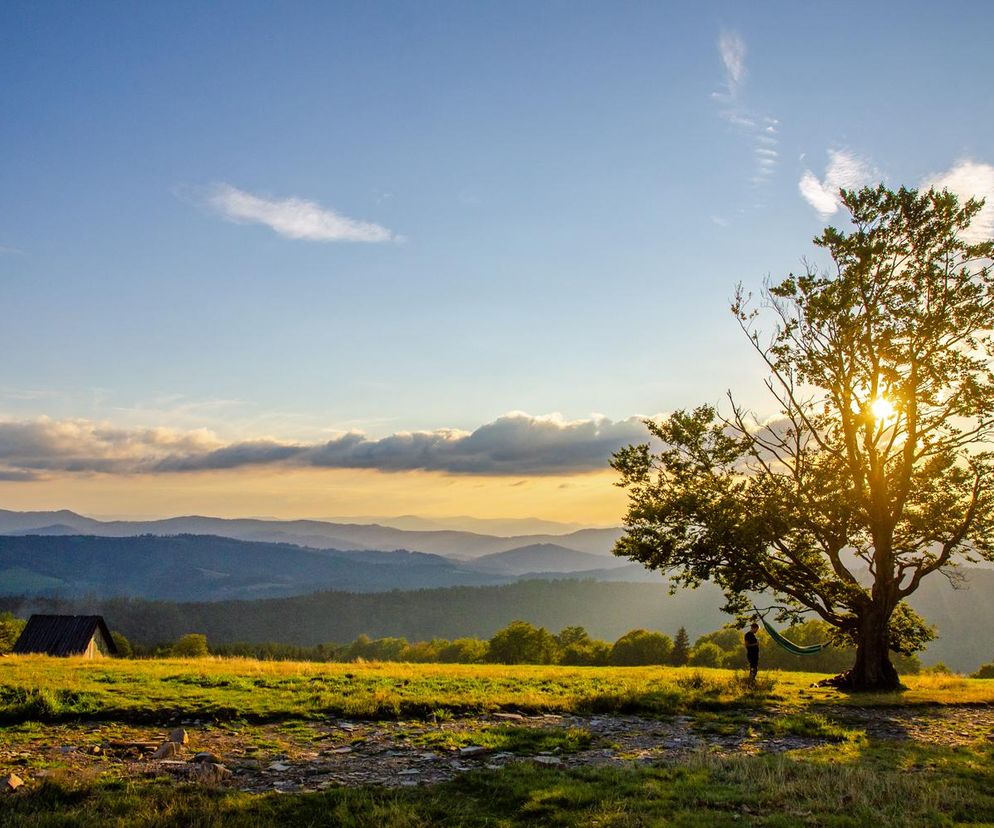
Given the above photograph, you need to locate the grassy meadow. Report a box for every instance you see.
[2,656,994,825]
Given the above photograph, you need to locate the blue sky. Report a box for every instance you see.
[2,1,993,521]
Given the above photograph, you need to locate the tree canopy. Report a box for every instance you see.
[613,185,994,690]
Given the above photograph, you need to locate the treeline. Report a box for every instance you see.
[112,618,925,674]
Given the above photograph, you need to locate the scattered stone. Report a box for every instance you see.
[192,751,223,764]
[3,773,24,792]
[193,763,232,785]
[152,741,181,760]
[532,756,563,766]
[268,761,292,772]
[169,728,189,745]
[458,746,488,757]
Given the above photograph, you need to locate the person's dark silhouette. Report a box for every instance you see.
[744,622,760,680]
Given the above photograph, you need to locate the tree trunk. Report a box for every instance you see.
[845,610,901,691]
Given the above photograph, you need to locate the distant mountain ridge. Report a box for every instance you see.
[0,508,622,559]
[468,543,629,575]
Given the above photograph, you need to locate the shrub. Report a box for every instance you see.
[171,633,209,658]
[688,642,725,668]
[609,629,673,666]
[972,662,994,679]
[488,621,558,664]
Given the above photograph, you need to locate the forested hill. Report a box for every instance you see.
[4,570,992,671]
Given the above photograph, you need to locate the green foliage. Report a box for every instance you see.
[436,638,489,664]
[687,642,724,668]
[613,185,994,690]
[972,662,994,679]
[170,633,209,658]
[487,621,557,665]
[670,626,691,666]
[609,629,673,666]
[0,611,25,653]
[110,631,132,658]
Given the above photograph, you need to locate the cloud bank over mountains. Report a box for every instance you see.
[0,413,656,480]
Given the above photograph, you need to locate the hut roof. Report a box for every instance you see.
[12,615,117,656]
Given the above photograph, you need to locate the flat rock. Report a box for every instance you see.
[268,761,292,772]
[458,746,488,757]
[532,756,563,766]
[193,752,223,764]
[3,773,24,792]
[193,763,232,785]
[493,713,525,721]
[328,747,352,754]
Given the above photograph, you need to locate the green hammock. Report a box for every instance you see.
[756,613,829,656]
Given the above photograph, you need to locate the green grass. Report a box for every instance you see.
[409,724,593,754]
[2,657,994,825]
[2,740,992,827]
[0,657,785,724]
[3,656,992,726]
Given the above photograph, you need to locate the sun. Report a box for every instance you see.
[870,397,896,422]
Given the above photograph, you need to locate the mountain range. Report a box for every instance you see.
[0,508,622,559]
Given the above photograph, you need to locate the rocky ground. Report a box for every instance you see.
[3,707,994,794]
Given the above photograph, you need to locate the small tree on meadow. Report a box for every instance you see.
[171,633,209,658]
[609,629,673,666]
[670,627,692,666]
[688,642,725,668]
[488,620,558,664]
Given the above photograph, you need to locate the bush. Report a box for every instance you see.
[437,638,489,664]
[972,662,994,679]
[0,612,26,654]
[110,631,132,658]
[609,629,673,666]
[171,633,209,658]
[688,642,724,668]
[488,621,558,664]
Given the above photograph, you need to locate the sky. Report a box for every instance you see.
[2,1,993,525]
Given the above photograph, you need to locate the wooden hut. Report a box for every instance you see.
[12,615,117,658]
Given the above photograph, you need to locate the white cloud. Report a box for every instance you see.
[206,184,394,242]
[0,412,658,477]
[712,33,779,189]
[718,31,746,93]
[798,150,879,217]
[923,160,994,243]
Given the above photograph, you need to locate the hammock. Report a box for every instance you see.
[753,607,829,656]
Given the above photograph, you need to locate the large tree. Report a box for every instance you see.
[612,186,994,691]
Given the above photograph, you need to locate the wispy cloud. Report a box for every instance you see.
[205,184,395,242]
[711,30,780,196]
[798,150,879,217]
[718,31,746,94]
[0,412,658,478]
[924,160,994,243]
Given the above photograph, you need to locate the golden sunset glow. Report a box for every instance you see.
[870,397,896,422]
[0,467,628,525]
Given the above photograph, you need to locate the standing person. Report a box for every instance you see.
[744,622,760,681]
